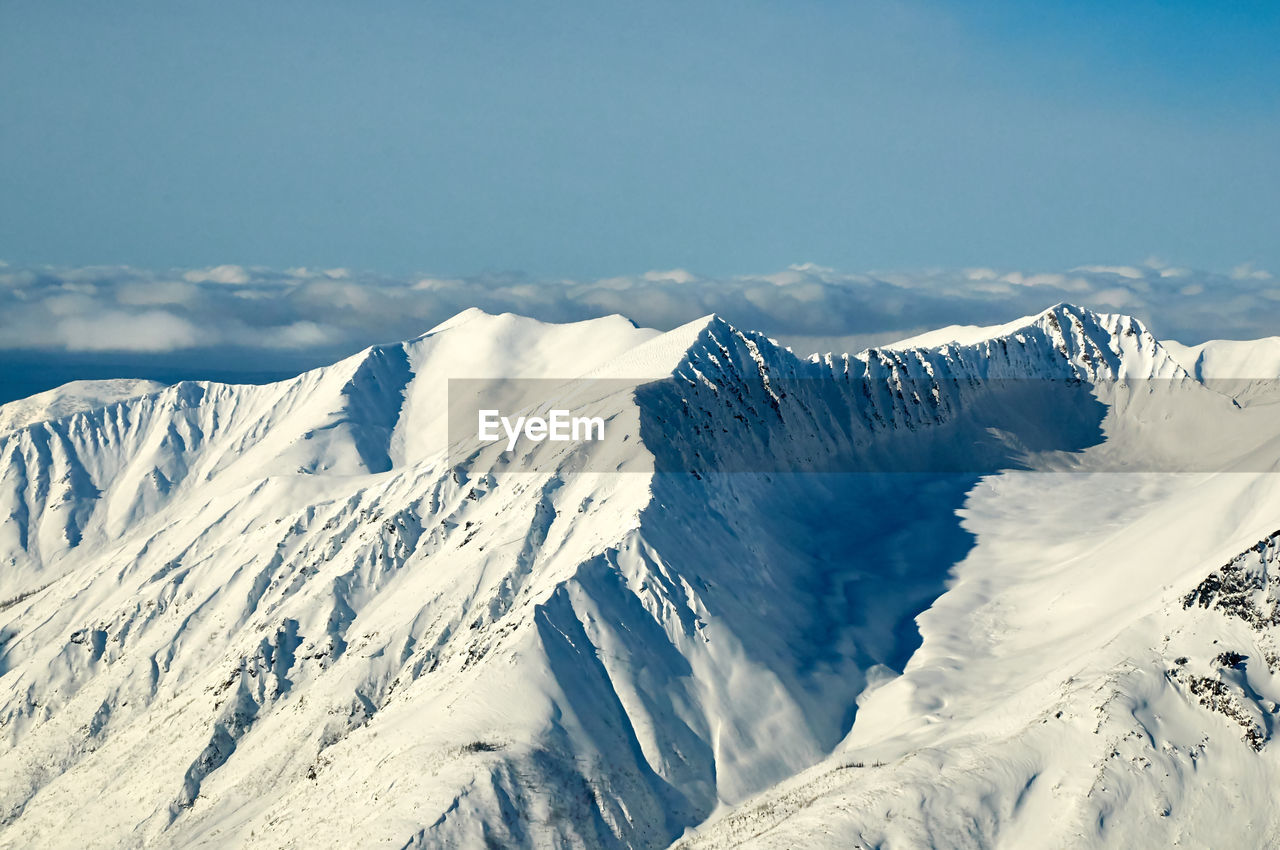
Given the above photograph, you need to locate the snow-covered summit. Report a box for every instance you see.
[0,378,165,437]
[877,302,1187,380]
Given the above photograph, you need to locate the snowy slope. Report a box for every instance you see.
[0,379,165,437]
[0,305,1278,849]
[1165,336,1280,406]
[676,471,1280,849]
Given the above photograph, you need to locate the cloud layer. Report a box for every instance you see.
[0,261,1276,361]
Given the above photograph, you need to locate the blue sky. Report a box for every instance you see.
[2,0,1277,277]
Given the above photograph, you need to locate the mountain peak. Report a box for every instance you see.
[423,305,496,334]
[583,313,745,380]
[423,307,646,340]
[875,302,1184,381]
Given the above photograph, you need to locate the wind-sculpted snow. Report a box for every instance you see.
[1,304,1279,849]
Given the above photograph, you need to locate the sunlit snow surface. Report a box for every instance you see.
[1,305,1279,848]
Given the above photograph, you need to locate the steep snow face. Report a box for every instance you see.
[669,316,1280,849]
[677,469,1280,850]
[0,304,1278,850]
[0,311,675,849]
[641,304,1263,478]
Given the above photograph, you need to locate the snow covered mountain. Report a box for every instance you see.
[1,304,1279,849]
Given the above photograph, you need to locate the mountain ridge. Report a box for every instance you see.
[0,303,1278,849]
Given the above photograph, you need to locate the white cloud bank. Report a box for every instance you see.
[0,261,1275,360]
